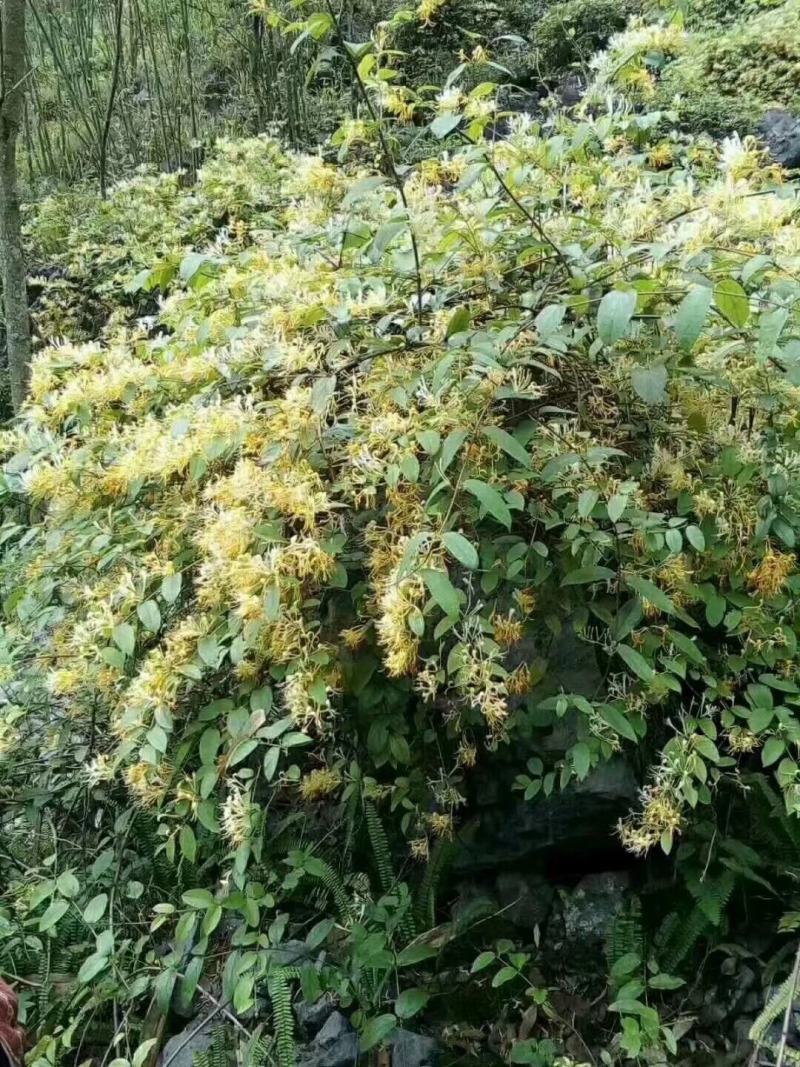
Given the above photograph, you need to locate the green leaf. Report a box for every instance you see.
[421,568,461,617]
[438,429,467,475]
[572,741,591,780]
[112,623,135,657]
[578,489,599,519]
[83,893,108,924]
[674,285,712,350]
[56,871,80,898]
[631,365,668,405]
[78,952,109,984]
[534,303,566,338]
[611,952,641,979]
[607,494,627,523]
[596,703,638,743]
[397,944,439,966]
[182,889,215,909]
[233,974,255,1015]
[344,175,387,204]
[197,635,220,668]
[179,824,197,863]
[445,306,471,337]
[430,112,461,138]
[561,565,616,586]
[161,572,182,604]
[395,988,430,1019]
[417,429,441,454]
[39,899,69,932]
[686,525,705,551]
[137,599,161,633]
[471,951,496,973]
[463,479,512,529]
[443,531,479,570]
[648,973,685,990]
[667,629,706,666]
[360,1013,397,1051]
[597,288,637,344]
[748,706,774,734]
[714,277,749,328]
[133,1040,158,1067]
[762,736,786,767]
[199,727,221,767]
[306,918,335,949]
[617,644,655,683]
[626,576,675,616]
[492,965,519,987]
[483,426,531,467]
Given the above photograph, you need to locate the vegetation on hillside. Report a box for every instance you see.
[4,2,800,1067]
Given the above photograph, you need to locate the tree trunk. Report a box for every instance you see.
[0,0,31,412]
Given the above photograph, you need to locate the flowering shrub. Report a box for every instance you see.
[4,89,800,1062]
[587,0,800,136]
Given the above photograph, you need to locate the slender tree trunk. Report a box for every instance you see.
[99,0,124,198]
[0,0,31,412]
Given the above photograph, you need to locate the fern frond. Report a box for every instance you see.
[749,973,795,1045]
[304,856,352,921]
[365,798,394,895]
[605,896,643,971]
[414,838,454,932]
[659,905,710,973]
[267,967,301,1067]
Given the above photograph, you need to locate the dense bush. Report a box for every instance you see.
[5,41,800,1057]
[589,0,800,137]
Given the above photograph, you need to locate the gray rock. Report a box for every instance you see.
[264,939,316,969]
[158,1016,215,1067]
[562,871,629,954]
[295,992,337,1036]
[390,1029,440,1067]
[759,109,800,169]
[455,758,637,871]
[297,1010,359,1067]
[495,871,554,931]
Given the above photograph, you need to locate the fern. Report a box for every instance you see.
[191,1024,230,1067]
[747,773,800,864]
[750,973,795,1046]
[365,798,394,896]
[414,838,454,932]
[658,905,710,973]
[689,869,736,926]
[267,966,301,1067]
[605,896,643,971]
[303,855,352,921]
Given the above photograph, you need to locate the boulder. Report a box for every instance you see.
[455,759,637,872]
[495,871,554,931]
[297,1010,359,1067]
[561,871,629,955]
[158,1016,215,1067]
[390,1029,441,1067]
[295,992,337,1037]
[759,109,800,169]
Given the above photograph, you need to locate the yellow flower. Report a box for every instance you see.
[299,767,342,801]
[749,547,794,598]
[427,812,454,839]
[492,613,524,649]
[507,664,532,695]
[417,0,446,23]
